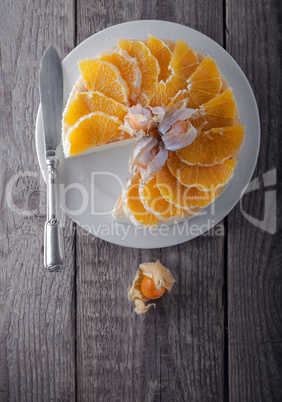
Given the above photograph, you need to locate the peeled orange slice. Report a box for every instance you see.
[149,81,169,107]
[118,39,160,105]
[150,75,189,107]
[168,89,190,105]
[177,126,245,166]
[146,34,172,82]
[63,91,128,126]
[67,112,128,156]
[140,175,185,220]
[167,89,195,110]
[167,151,236,190]
[156,163,219,208]
[78,59,130,105]
[150,40,199,106]
[125,176,158,226]
[162,75,189,102]
[169,40,199,79]
[196,88,236,129]
[99,49,142,102]
[186,55,222,107]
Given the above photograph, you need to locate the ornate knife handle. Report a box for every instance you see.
[44,150,65,272]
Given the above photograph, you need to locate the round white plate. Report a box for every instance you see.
[35,20,260,249]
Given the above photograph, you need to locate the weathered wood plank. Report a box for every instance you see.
[226,0,282,400]
[75,1,226,401]
[0,1,76,400]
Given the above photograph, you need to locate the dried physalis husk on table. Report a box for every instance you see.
[128,260,176,314]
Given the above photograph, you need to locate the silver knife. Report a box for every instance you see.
[39,45,65,272]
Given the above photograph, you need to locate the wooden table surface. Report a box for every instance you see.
[1,1,281,401]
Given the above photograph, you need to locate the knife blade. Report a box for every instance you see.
[39,45,65,272]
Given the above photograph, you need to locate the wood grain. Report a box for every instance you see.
[226,0,282,401]
[0,1,76,400]
[75,1,226,401]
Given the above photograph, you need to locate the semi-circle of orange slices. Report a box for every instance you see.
[62,35,245,227]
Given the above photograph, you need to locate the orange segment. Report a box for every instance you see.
[99,49,142,102]
[78,59,130,105]
[167,89,195,110]
[150,75,188,107]
[68,112,126,156]
[177,126,245,166]
[169,40,199,79]
[146,34,172,82]
[63,91,128,126]
[196,88,236,128]
[149,81,168,107]
[125,176,158,226]
[156,163,218,208]
[187,55,222,107]
[165,74,189,100]
[150,41,199,105]
[167,151,236,190]
[168,89,190,105]
[118,39,160,105]
[140,175,185,220]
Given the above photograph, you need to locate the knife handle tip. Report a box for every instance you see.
[44,219,65,272]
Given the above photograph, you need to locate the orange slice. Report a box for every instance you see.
[167,151,236,190]
[177,126,245,166]
[167,89,195,110]
[146,34,172,82]
[150,75,188,107]
[150,40,199,105]
[78,59,130,105]
[168,89,190,105]
[156,163,218,208]
[163,74,189,101]
[99,49,142,102]
[67,112,127,156]
[149,81,168,107]
[125,176,158,226]
[140,175,185,220]
[195,88,236,129]
[118,39,160,105]
[63,91,128,126]
[169,40,199,79]
[186,55,222,107]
